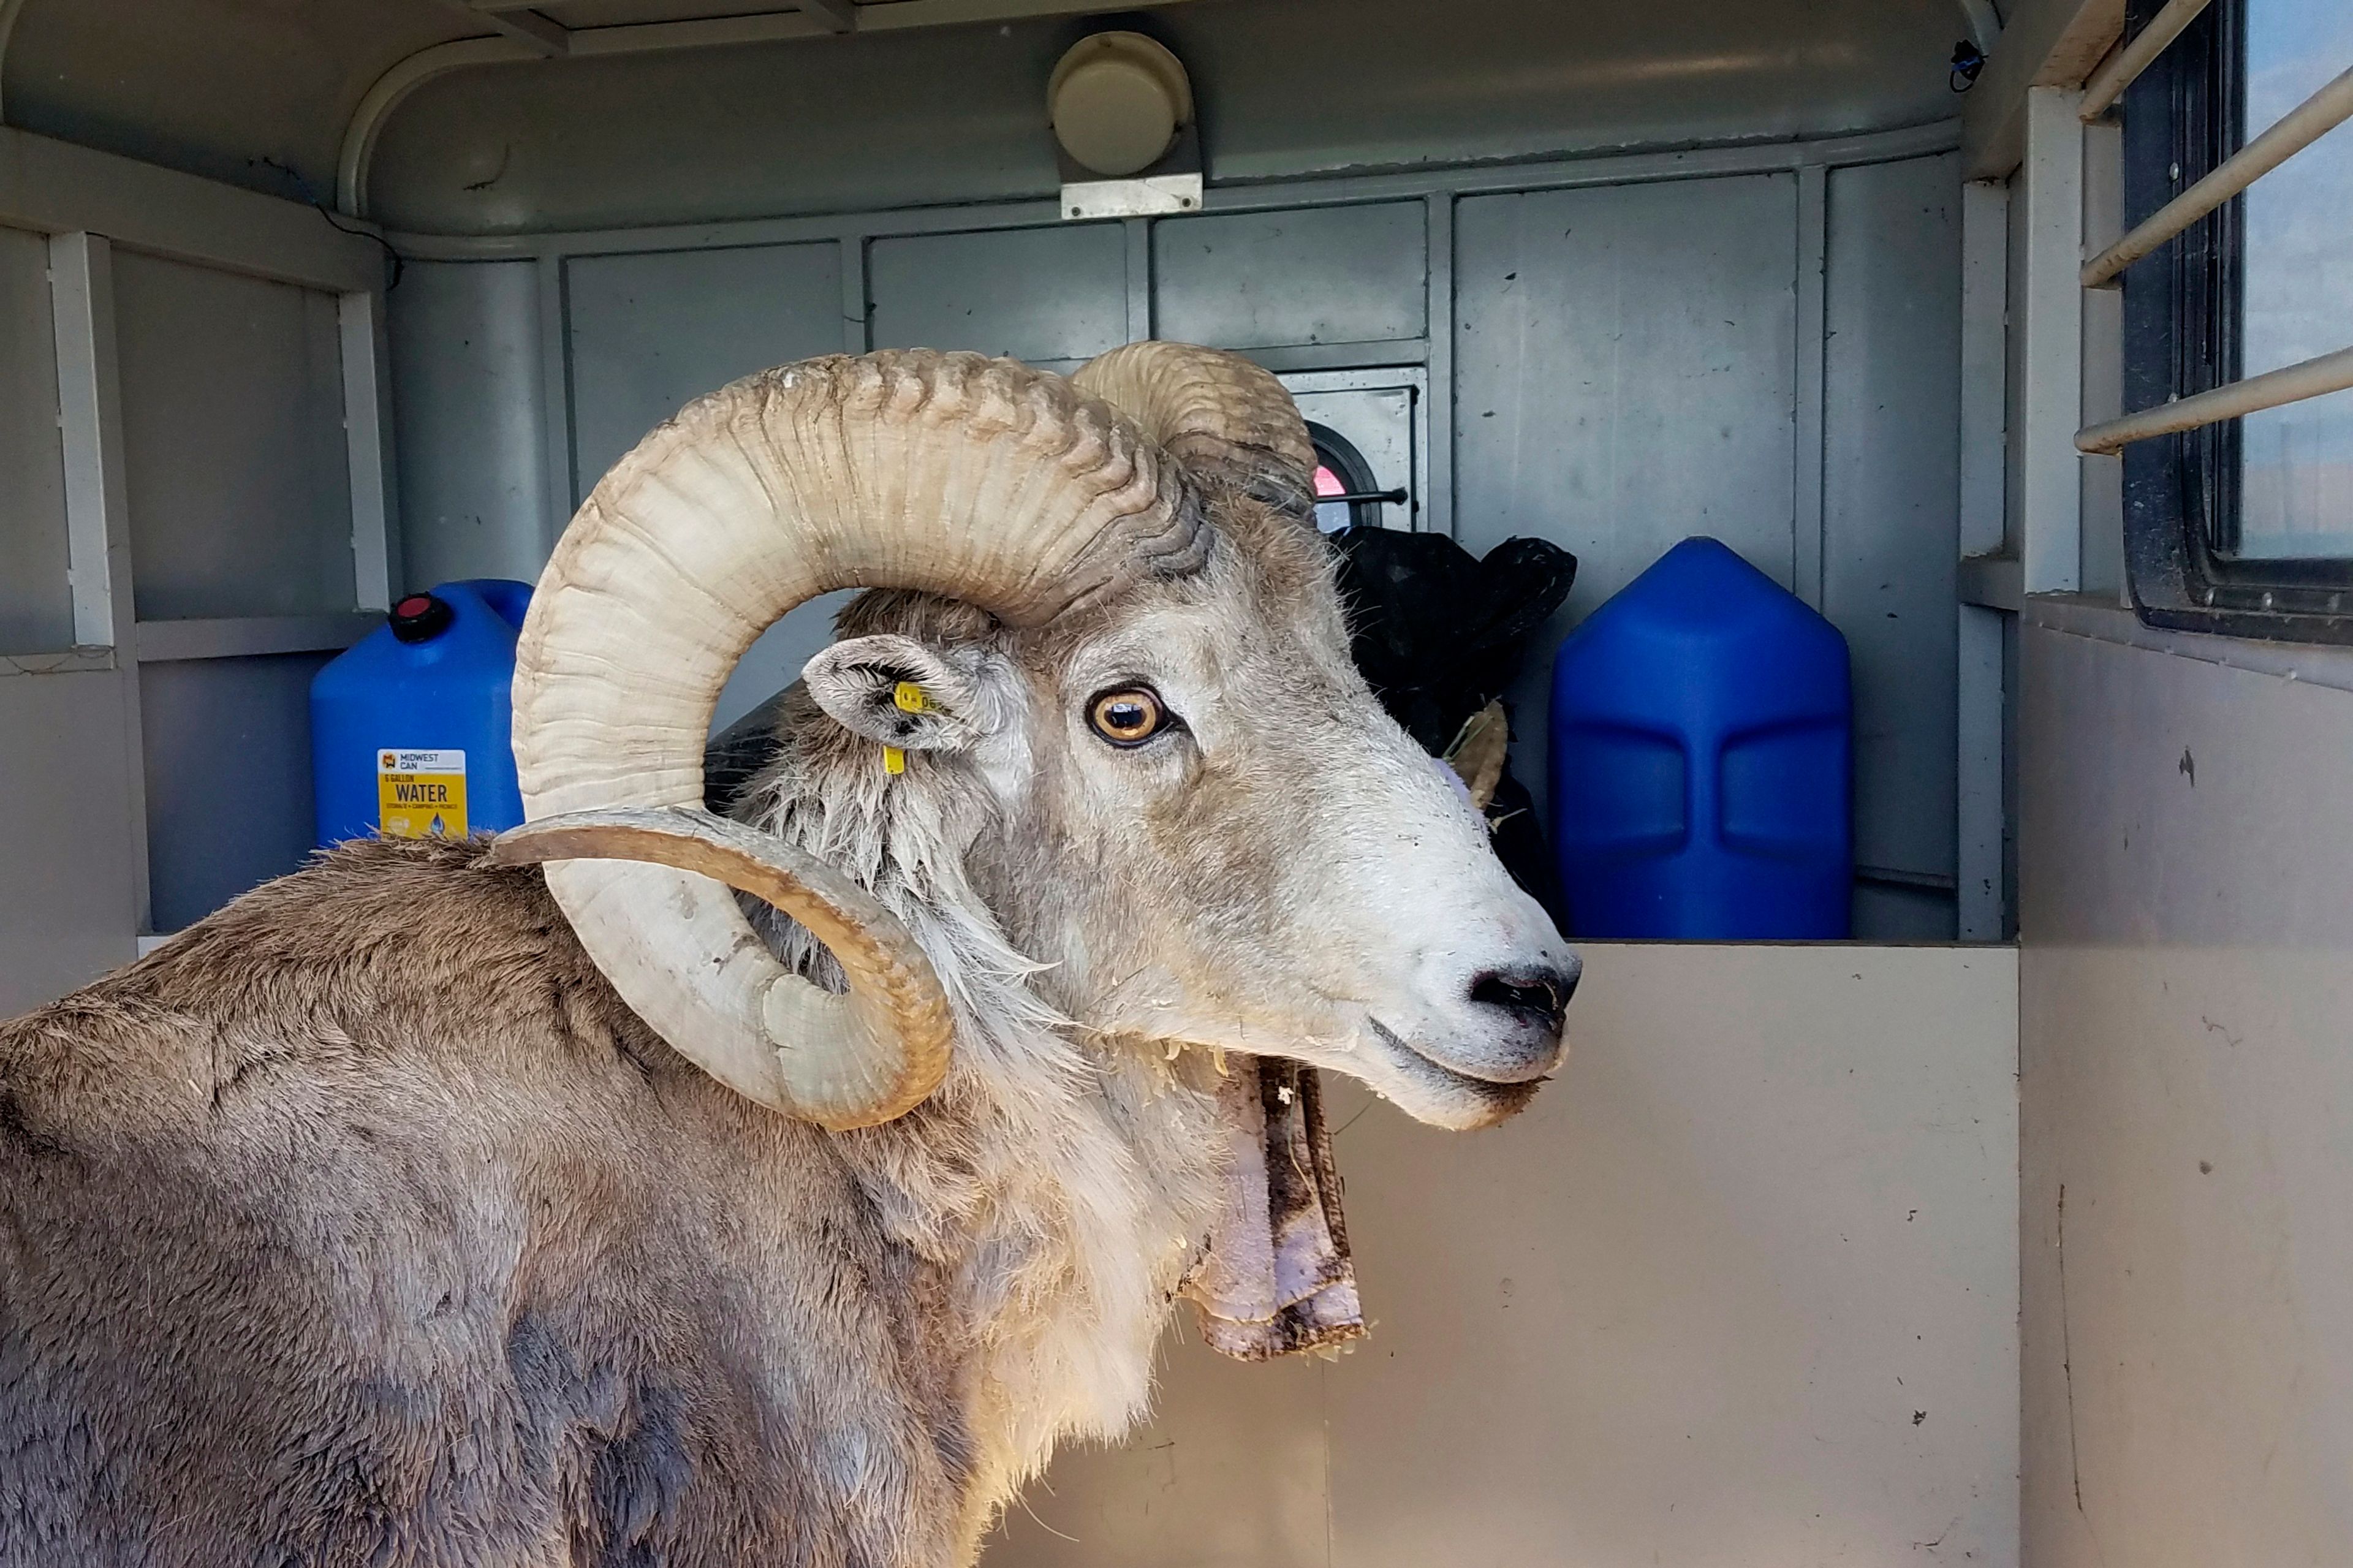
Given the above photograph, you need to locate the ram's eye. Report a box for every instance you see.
[1088,687,1168,747]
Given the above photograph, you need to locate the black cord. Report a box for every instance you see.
[1950,40,1988,94]
[255,157,405,290]
[316,205,406,292]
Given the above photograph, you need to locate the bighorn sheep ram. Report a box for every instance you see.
[0,344,1575,1566]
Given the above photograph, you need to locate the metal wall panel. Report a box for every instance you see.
[1852,868,1957,942]
[1824,154,1963,936]
[388,260,550,591]
[0,667,140,1013]
[995,942,2021,1568]
[868,224,1127,369]
[2018,621,2353,1568]
[1153,202,1427,350]
[0,225,72,653]
[138,653,330,934]
[568,241,845,498]
[112,251,354,621]
[384,150,1968,939]
[1454,173,1800,811]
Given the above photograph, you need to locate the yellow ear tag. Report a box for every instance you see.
[882,683,923,775]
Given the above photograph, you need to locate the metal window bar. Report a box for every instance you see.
[2080,0,2214,121]
[2077,343,2353,454]
[2071,36,2353,454]
[2081,61,2353,287]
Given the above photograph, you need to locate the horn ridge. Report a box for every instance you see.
[1072,341,1318,518]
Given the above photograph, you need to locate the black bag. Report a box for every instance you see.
[1331,527,1577,929]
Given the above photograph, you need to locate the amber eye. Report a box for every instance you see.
[1088,686,1167,747]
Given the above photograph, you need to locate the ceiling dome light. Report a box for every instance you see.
[1048,32,1192,179]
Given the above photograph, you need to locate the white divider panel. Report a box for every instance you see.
[991,942,2021,1568]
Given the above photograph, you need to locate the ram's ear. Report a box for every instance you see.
[802,634,998,752]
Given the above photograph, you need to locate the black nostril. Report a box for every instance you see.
[1469,966,1575,1035]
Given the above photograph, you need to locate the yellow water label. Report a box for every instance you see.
[377,748,468,838]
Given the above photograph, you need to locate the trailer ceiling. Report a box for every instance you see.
[0,0,1205,207]
[1,0,1961,230]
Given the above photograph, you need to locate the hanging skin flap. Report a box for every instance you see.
[1182,1058,1366,1361]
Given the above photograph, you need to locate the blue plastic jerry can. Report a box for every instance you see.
[309,579,534,847]
[1547,537,1852,940]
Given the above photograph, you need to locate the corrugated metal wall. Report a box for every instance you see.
[388,137,1966,936]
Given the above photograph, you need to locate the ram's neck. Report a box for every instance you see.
[733,743,1232,1537]
[874,1040,1227,1543]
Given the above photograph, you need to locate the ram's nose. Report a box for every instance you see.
[1468,961,1577,1039]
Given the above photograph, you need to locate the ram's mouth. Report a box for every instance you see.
[1367,1018,1544,1128]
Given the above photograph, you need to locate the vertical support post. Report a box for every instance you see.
[1408,363,1433,537]
[2077,117,2128,599]
[50,232,135,650]
[1960,180,2011,558]
[839,234,870,354]
[1422,191,1455,539]
[1122,217,1153,344]
[48,229,151,934]
[1792,162,1830,608]
[1957,179,2012,942]
[339,290,396,609]
[1956,605,2007,939]
[2019,86,2085,594]
[534,252,574,553]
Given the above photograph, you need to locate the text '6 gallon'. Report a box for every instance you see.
[1547,537,1851,939]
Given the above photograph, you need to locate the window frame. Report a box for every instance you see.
[2120,0,2353,641]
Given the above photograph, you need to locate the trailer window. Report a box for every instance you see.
[2235,0,2353,560]
[2117,0,2353,639]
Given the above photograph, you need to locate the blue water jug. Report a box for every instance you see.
[1547,538,1851,939]
[310,579,534,847]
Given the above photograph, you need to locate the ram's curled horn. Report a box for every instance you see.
[502,350,1204,1130]
[1074,341,1318,517]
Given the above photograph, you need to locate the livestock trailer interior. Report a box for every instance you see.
[1,0,2348,1561]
